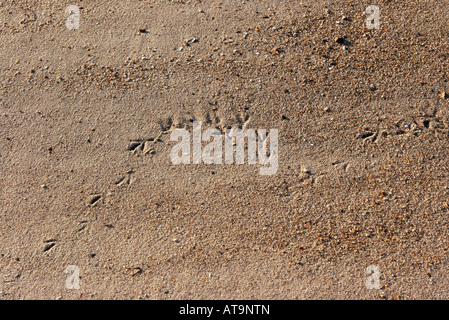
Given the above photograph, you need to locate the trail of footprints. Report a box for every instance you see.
[128,109,252,156]
[87,109,251,208]
[87,105,449,208]
[161,108,251,132]
[359,114,449,145]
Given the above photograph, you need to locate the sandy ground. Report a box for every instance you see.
[1,0,449,299]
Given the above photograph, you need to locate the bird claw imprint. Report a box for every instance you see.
[128,131,164,156]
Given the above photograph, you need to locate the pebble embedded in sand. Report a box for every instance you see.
[439,92,448,99]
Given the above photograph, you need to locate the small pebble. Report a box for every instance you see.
[335,37,345,44]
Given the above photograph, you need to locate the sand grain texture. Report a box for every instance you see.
[1,0,449,299]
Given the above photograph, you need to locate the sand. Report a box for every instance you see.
[1,0,449,299]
